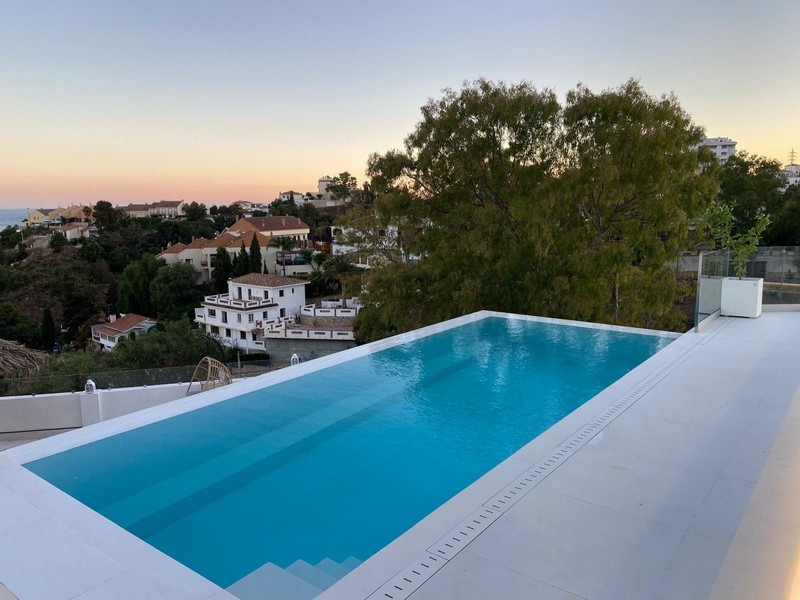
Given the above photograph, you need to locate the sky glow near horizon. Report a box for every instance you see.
[1,0,797,208]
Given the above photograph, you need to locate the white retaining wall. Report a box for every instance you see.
[0,382,201,435]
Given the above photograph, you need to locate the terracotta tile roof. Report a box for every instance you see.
[230,216,309,233]
[158,242,187,255]
[185,237,212,249]
[214,231,272,249]
[92,313,155,339]
[230,274,308,287]
[157,232,274,257]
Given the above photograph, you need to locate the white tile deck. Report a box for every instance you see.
[0,311,798,600]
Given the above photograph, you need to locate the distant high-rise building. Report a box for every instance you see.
[782,150,799,187]
[699,137,737,163]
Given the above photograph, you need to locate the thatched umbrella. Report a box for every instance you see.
[0,339,48,377]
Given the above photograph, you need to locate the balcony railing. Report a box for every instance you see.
[203,294,275,309]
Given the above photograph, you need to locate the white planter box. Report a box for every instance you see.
[721,277,763,318]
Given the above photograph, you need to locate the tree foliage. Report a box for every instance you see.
[213,247,233,292]
[0,302,39,347]
[49,231,67,252]
[354,79,719,341]
[150,263,202,321]
[328,172,358,201]
[182,201,208,221]
[703,202,771,278]
[322,255,357,305]
[249,235,263,273]
[36,320,220,379]
[271,236,295,276]
[716,153,800,246]
[769,184,800,246]
[117,254,162,317]
[92,200,125,231]
[717,153,783,236]
[210,203,243,230]
[41,307,56,350]
[232,241,249,277]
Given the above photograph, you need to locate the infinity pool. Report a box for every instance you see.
[25,315,673,597]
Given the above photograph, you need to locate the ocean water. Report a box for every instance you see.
[0,208,30,230]
[26,316,673,591]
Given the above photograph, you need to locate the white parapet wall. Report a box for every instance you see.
[0,382,202,436]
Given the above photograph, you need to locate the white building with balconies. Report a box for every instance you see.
[698,137,737,163]
[194,274,309,352]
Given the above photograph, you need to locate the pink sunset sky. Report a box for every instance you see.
[1,0,797,208]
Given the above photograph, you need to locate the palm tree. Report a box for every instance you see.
[323,255,356,306]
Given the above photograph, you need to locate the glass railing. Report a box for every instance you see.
[754,247,800,305]
[695,246,800,330]
[0,360,285,397]
[695,249,728,329]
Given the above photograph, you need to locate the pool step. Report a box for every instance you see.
[286,560,338,590]
[227,562,321,600]
[227,556,362,600]
[314,556,358,579]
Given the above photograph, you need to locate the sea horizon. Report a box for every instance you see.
[0,208,32,230]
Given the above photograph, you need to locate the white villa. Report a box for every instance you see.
[53,222,92,242]
[90,313,158,351]
[195,274,310,352]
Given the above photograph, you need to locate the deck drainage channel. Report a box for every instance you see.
[366,345,695,600]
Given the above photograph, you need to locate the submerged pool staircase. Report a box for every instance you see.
[227,556,362,600]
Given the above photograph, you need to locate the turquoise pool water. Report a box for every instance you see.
[25,316,672,592]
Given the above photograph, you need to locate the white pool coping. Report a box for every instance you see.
[0,310,739,600]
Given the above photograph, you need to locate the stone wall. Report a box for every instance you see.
[297,314,355,329]
[262,338,357,361]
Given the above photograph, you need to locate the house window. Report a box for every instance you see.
[263,311,269,318]
[279,290,284,297]
[222,312,228,323]
[184,259,193,265]
[237,314,242,323]
[225,328,231,337]
[240,331,246,340]
[291,288,294,294]
[248,314,254,322]
[252,332,257,341]
[248,289,252,299]
[210,326,219,334]
[208,309,216,318]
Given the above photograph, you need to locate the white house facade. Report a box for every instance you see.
[194,274,310,352]
[90,314,158,351]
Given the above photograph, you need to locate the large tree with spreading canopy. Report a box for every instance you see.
[354,79,719,341]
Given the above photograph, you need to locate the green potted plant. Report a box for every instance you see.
[704,203,770,318]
